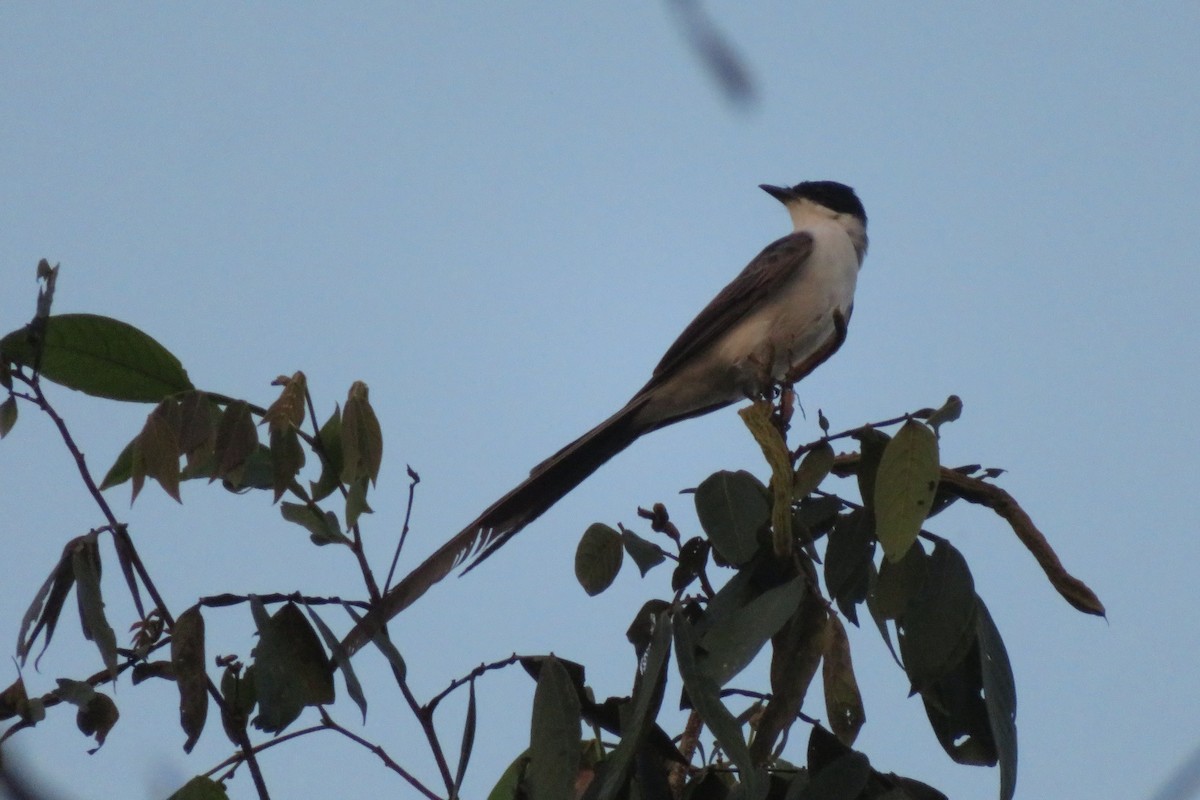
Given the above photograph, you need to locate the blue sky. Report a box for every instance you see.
[2,4,1198,799]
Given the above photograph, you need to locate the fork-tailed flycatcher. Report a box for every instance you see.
[342,180,868,654]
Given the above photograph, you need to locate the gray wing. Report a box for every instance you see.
[648,231,814,383]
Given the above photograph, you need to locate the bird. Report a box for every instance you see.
[342,180,868,654]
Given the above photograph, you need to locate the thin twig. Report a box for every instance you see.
[318,709,442,800]
[384,466,421,594]
[205,713,439,799]
[0,640,166,746]
[792,409,930,459]
[198,592,370,610]
[19,374,162,621]
[206,681,271,799]
[204,724,322,778]
[425,653,523,715]
[400,677,455,793]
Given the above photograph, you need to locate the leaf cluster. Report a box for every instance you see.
[0,264,1102,800]
[554,398,1101,800]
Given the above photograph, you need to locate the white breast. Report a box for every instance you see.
[718,216,860,379]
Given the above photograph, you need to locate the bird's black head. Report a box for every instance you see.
[759,180,866,224]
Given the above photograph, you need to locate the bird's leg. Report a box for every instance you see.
[756,342,780,399]
[777,383,796,430]
[776,306,851,436]
[739,341,780,403]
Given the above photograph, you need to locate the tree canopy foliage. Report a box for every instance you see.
[0,263,1103,800]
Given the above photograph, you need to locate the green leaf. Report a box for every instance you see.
[73,536,118,680]
[17,539,76,665]
[872,541,928,621]
[821,615,864,746]
[370,632,409,684]
[695,470,769,566]
[0,313,193,402]
[280,502,349,546]
[697,566,759,634]
[248,592,271,627]
[519,656,588,697]
[793,442,835,498]
[863,563,901,668]
[453,679,478,795]
[269,425,305,503]
[798,749,870,800]
[132,400,183,502]
[25,697,44,725]
[78,692,120,753]
[672,537,709,593]
[262,372,307,433]
[304,604,367,724]
[0,395,16,438]
[222,444,274,492]
[219,664,256,744]
[99,439,134,490]
[527,655,582,800]
[621,529,666,576]
[344,476,373,529]
[53,677,96,705]
[977,599,1017,800]
[698,576,805,687]
[575,523,624,596]
[249,599,334,733]
[750,589,827,765]
[167,775,230,800]
[342,602,407,684]
[874,421,939,561]
[171,605,208,753]
[0,677,39,725]
[486,752,529,800]
[674,611,765,798]
[54,679,119,753]
[130,661,174,684]
[178,391,220,475]
[213,401,259,483]
[691,769,741,799]
[0,677,24,720]
[852,427,891,517]
[918,640,996,767]
[341,381,383,486]
[309,405,344,501]
[896,541,978,693]
[823,511,875,623]
[595,610,671,800]
[625,599,671,661]
[792,495,843,539]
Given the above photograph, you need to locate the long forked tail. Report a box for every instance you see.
[340,396,650,654]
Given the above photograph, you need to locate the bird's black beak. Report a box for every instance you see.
[759,184,796,204]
